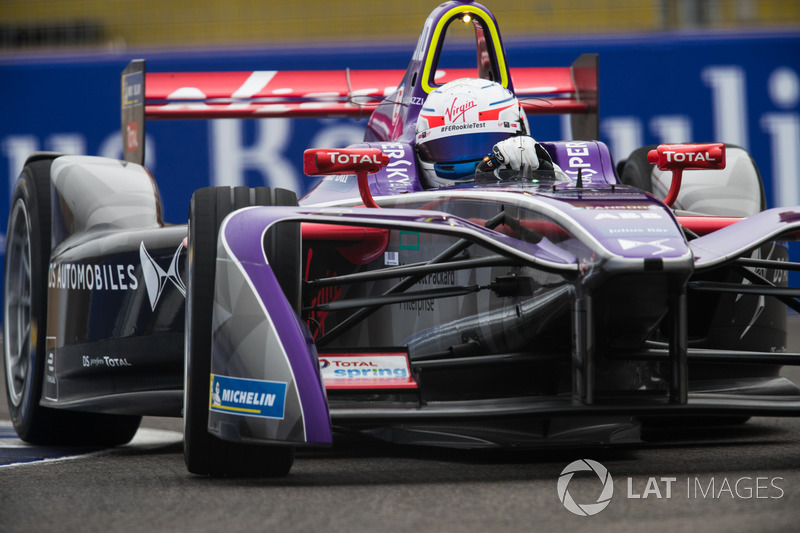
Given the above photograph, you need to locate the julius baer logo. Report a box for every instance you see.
[557,459,785,517]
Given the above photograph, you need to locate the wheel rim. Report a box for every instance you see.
[4,198,33,408]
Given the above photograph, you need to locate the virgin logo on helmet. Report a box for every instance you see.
[444,99,477,123]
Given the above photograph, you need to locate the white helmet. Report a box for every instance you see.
[415,78,529,188]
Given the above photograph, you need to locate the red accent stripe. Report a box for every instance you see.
[676,216,742,235]
[478,104,513,121]
[301,223,388,241]
[419,114,445,128]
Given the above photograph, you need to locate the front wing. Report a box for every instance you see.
[208,204,800,448]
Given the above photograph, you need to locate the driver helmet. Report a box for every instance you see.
[415,78,529,188]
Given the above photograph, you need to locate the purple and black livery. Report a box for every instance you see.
[5,1,800,476]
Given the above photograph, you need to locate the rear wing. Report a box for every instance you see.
[121,1,599,166]
[120,55,598,166]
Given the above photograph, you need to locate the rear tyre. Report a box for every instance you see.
[619,145,657,194]
[4,156,140,446]
[184,186,299,476]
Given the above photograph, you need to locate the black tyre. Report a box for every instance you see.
[619,144,657,194]
[184,186,299,476]
[3,156,141,446]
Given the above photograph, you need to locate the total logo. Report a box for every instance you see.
[82,355,133,368]
[325,151,384,165]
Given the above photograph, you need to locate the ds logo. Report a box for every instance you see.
[557,459,614,516]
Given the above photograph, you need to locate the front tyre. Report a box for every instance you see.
[184,186,298,476]
[4,156,140,446]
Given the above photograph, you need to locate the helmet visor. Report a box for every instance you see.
[416,122,521,164]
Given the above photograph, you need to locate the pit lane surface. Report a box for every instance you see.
[2,319,800,533]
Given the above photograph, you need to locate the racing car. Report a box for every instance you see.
[5,0,800,477]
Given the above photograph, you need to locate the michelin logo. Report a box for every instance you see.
[209,374,287,419]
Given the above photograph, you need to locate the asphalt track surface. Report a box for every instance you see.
[2,318,800,533]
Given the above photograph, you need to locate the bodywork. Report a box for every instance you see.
[30,1,800,450]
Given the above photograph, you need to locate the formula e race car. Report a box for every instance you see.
[5,1,800,477]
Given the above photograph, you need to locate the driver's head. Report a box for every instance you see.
[415,78,528,188]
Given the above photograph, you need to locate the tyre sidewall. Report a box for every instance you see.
[4,160,52,440]
[184,187,298,476]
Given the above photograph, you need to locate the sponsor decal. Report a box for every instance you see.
[325,151,384,165]
[140,241,186,311]
[384,251,399,266]
[398,231,420,251]
[48,242,185,312]
[319,353,416,389]
[381,143,413,182]
[607,227,669,235]
[593,212,663,220]
[209,374,287,419]
[579,205,655,210]
[562,141,599,180]
[122,71,143,108]
[618,238,675,255]
[48,262,138,291]
[444,98,477,123]
[126,121,139,151]
[43,337,58,401]
[321,173,354,192]
[398,267,456,315]
[81,355,133,368]
[661,149,718,163]
[441,121,486,133]
[417,120,515,143]
[324,174,350,184]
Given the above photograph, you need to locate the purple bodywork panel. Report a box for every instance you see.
[534,188,691,262]
[542,141,619,185]
[691,207,800,269]
[216,210,332,445]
